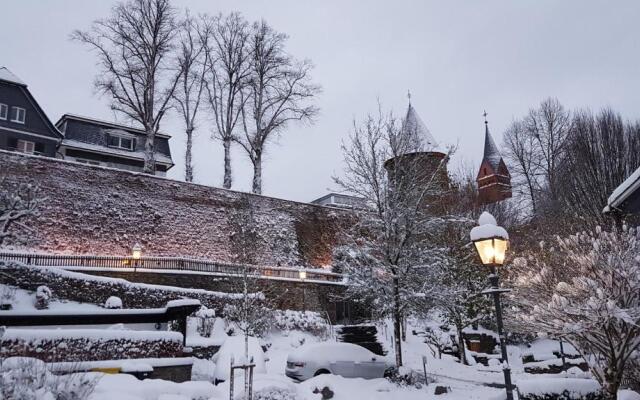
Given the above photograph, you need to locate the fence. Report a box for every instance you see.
[0,252,344,284]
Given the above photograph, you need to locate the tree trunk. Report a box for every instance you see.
[601,365,621,400]
[458,328,468,365]
[185,128,194,182]
[143,129,157,174]
[252,152,262,195]
[393,276,403,367]
[223,138,232,189]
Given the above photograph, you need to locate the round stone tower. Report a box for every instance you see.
[383,101,449,211]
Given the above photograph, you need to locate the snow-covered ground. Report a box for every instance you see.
[2,283,637,399]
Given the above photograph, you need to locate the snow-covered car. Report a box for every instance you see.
[285,342,392,381]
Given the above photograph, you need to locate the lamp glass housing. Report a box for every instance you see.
[473,237,508,266]
[132,244,142,260]
[299,270,307,280]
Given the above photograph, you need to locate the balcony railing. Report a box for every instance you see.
[0,252,344,284]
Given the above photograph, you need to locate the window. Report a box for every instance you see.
[107,134,135,151]
[0,104,7,120]
[10,107,26,124]
[16,139,35,154]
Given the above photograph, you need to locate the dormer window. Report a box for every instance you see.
[10,106,26,124]
[107,134,136,151]
[0,104,7,120]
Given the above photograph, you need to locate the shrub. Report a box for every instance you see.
[104,296,123,309]
[34,286,52,309]
[273,310,329,337]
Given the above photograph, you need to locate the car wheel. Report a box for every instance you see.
[314,369,330,376]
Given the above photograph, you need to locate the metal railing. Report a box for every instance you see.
[0,252,344,284]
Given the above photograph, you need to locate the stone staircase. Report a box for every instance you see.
[336,325,386,356]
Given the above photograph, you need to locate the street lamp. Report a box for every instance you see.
[132,243,142,272]
[470,212,514,400]
[299,269,307,312]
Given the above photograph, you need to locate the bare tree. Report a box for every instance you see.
[502,98,571,219]
[333,105,452,367]
[72,0,180,174]
[172,12,208,182]
[503,120,541,215]
[238,20,320,194]
[0,177,41,246]
[204,13,251,189]
[558,108,640,222]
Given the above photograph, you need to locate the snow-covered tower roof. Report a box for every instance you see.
[482,121,503,170]
[400,103,439,153]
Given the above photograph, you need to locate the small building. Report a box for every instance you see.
[56,114,174,176]
[605,167,640,215]
[476,120,512,204]
[311,193,368,210]
[0,67,62,157]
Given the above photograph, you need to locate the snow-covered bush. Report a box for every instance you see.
[223,302,273,338]
[384,366,427,388]
[517,377,603,400]
[254,386,299,400]
[273,310,329,337]
[34,285,52,309]
[104,296,123,309]
[512,226,640,400]
[195,306,216,337]
[0,284,16,310]
[0,357,97,400]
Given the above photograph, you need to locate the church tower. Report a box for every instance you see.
[476,115,512,204]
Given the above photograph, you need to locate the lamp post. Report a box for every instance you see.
[470,212,514,400]
[299,269,307,312]
[132,243,142,272]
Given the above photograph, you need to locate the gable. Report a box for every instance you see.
[476,159,496,181]
[0,81,62,140]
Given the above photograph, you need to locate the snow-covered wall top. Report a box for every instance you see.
[0,150,354,267]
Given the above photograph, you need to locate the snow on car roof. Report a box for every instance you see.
[287,342,379,364]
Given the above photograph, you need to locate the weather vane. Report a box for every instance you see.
[483,110,488,125]
[407,90,411,104]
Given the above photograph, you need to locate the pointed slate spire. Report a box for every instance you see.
[401,103,438,152]
[482,115,502,170]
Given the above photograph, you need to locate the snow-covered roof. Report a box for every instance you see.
[400,104,439,152]
[482,123,503,170]
[0,67,25,86]
[606,166,640,213]
[61,138,174,166]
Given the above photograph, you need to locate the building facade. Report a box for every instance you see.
[56,114,174,176]
[0,67,62,157]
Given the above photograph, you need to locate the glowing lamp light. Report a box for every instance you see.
[473,237,509,266]
[470,212,509,266]
[132,243,142,260]
[298,269,307,280]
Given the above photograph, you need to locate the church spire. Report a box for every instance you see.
[477,111,512,204]
[481,112,502,170]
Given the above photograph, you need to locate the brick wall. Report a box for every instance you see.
[0,150,357,268]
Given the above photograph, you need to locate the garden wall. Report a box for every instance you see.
[0,150,356,268]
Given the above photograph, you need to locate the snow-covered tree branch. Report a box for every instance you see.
[511,226,640,399]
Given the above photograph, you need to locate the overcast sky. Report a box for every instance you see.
[2,1,640,202]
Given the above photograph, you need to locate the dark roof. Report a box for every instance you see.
[56,114,173,166]
[606,167,640,214]
[482,122,503,170]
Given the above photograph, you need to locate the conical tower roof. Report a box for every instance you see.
[482,122,503,170]
[401,103,438,151]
